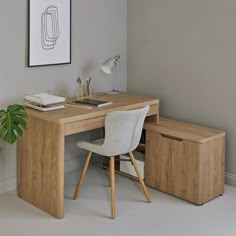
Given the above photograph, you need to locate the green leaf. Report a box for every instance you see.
[0,104,28,144]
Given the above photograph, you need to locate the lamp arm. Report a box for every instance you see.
[114,62,117,92]
[113,55,120,92]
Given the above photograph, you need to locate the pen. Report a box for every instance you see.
[76,77,83,97]
[86,79,89,96]
[88,77,91,95]
[76,77,81,84]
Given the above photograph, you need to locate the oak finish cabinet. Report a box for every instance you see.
[144,118,225,205]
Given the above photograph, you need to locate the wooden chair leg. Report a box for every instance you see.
[109,158,112,187]
[73,151,92,200]
[110,156,115,219]
[128,152,152,203]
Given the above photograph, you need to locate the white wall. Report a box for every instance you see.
[128,0,236,186]
[0,0,127,193]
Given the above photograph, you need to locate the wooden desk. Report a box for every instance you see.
[17,92,159,219]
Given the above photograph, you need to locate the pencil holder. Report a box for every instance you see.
[74,82,95,97]
[74,83,83,97]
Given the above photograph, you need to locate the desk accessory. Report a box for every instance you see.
[74,77,83,97]
[65,96,94,110]
[75,76,93,97]
[101,55,120,94]
[24,92,65,111]
[76,98,112,107]
[24,102,65,112]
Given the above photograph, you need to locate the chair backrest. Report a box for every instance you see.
[103,105,149,155]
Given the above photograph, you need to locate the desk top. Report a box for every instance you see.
[25,92,159,124]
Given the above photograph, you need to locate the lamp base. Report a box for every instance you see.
[105,90,120,95]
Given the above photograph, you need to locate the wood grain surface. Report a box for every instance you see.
[145,118,225,204]
[18,115,64,218]
[18,92,159,218]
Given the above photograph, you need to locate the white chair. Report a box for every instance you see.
[73,105,151,219]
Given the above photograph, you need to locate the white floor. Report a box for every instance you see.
[0,164,236,236]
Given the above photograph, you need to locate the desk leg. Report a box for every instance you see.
[18,115,64,219]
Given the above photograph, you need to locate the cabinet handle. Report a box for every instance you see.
[161,134,183,142]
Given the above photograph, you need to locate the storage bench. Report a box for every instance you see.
[144,118,226,204]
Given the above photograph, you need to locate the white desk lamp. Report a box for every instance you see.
[101,55,120,94]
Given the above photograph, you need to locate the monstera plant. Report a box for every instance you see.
[0,105,28,145]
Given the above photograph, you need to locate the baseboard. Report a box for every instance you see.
[0,177,16,194]
[225,173,236,187]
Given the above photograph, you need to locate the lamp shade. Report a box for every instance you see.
[101,55,121,94]
[101,57,117,74]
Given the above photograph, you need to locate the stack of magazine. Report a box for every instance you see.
[24,92,65,111]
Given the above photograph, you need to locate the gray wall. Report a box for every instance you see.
[128,0,236,186]
[0,0,127,193]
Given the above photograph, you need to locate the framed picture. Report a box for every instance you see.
[28,0,71,67]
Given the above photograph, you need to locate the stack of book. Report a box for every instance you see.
[24,92,65,111]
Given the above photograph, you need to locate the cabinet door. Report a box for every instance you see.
[145,131,171,193]
[170,140,201,203]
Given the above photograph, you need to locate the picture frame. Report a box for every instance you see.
[28,0,71,67]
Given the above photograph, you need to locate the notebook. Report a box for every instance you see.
[76,98,112,107]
